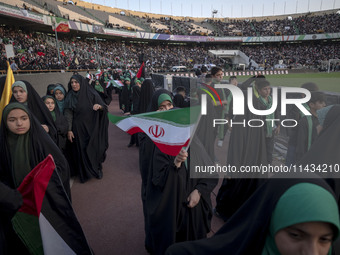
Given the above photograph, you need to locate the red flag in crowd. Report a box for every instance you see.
[136,62,145,79]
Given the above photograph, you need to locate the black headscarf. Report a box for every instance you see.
[173,94,186,108]
[10,80,58,144]
[64,75,82,111]
[138,79,155,114]
[0,102,71,197]
[46,84,56,96]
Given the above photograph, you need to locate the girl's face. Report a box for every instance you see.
[44,98,55,112]
[213,70,224,82]
[158,100,173,111]
[54,89,64,101]
[6,109,30,135]
[258,86,271,99]
[275,221,334,255]
[12,86,28,103]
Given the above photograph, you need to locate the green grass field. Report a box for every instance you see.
[235,72,340,93]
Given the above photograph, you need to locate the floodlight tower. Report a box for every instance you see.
[212,10,218,18]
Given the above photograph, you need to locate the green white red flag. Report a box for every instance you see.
[108,106,201,156]
[52,17,70,33]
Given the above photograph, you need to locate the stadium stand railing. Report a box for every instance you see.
[76,5,105,25]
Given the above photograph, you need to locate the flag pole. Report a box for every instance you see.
[184,110,202,152]
[53,20,61,63]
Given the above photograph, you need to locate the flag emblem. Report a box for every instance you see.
[148,125,165,138]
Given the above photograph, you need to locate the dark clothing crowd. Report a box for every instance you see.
[0,64,340,255]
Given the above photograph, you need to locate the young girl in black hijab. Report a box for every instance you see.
[166,177,340,255]
[11,80,58,144]
[42,95,68,153]
[0,102,71,197]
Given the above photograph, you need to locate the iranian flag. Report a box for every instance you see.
[12,155,93,255]
[52,17,70,33]
[108,106,201,156]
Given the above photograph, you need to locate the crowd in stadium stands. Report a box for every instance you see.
[1,26,339,72]
[3,0,340,37]
[241,43,340,69]
[102,11,340,37]
[199,12,340,36]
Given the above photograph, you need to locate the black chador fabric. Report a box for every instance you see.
[0,103,71,198]
[215,87,269,220]
[121,81,132,112]
[54,105,68,152]
[131,85,141,115]
[100,73,113,104]
[128,85,142,146]
[166,177,336,255]
[145,89,217,255]
[0,76,6,96]
[299,104,340,203]
[185,137,218,241]
[64,74,108,183]
[138,79,155,114]
[138,80,156,250]
[173,94,188,108]
[139,133,155,251]
[10,81,58,144]
[195,86,218,164]
[146,144,188,255]
[295,114,319,162]
[0,181,22,255]
[141,89,172,252]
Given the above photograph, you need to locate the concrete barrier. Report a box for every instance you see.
[9,72,88,96]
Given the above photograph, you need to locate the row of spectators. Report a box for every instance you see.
[104,11,340,37]
[208,12,340,37]
[11,0,340,36]
[0,26,339,72]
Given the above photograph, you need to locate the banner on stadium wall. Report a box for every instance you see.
[104,29,137,38]
[0,4,44,23]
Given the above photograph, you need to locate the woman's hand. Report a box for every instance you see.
[174,148,188,168]
[41,124,49,133]
[274,125,281,135]
[67,131,74,143]
[187,189,201,208]
[93,104,103,111]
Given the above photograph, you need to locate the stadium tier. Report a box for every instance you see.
[0,0,339,72]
